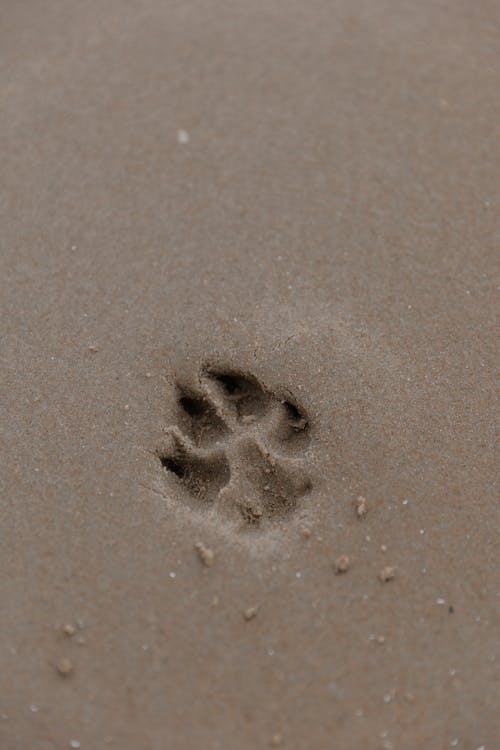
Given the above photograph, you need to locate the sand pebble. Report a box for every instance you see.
[301,527,312,539]
[243,606,259,621]
[194,542,215,567]
[177,129,190,144]
[356,496,368,518]
[62,624,76,637]
[56,658,74,677]
[69,741,81,749]
[270,734,283,747]
[88,345,99,353]
[334,555,350,573]
[379,566,395,582]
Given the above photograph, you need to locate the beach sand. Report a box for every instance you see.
[0,2,498,748]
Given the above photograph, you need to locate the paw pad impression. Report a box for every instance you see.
[157,366,312,531]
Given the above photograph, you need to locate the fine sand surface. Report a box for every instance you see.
[1,2,498,749]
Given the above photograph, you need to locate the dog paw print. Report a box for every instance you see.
[157,367,312,529]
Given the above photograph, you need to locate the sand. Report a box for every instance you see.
[0,1,498,748]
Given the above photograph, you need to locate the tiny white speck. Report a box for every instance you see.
[420,529,425,534]
[30,704,39,713]
[141,644,149,651]
[436,598,446,605]
[177,129,189,144]
[450,740,458,747]
[267,649,275,656]
[295,571,302,579]
[169,572,176,579]
[69,742,81,749]
[383,693,392,703]
[71,245,77,250]
[402,498,409,505]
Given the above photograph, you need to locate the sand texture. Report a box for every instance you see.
[0,1,498,749]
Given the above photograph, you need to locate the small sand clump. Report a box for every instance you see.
[62,624,76,637]
[194,542,215,567]
[243,606,259,621]
[335,554,350,573]
[356,496,368,518]
[379,566,395,582]
[56,657,74,677]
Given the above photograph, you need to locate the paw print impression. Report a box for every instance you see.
[157,367,312,531]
